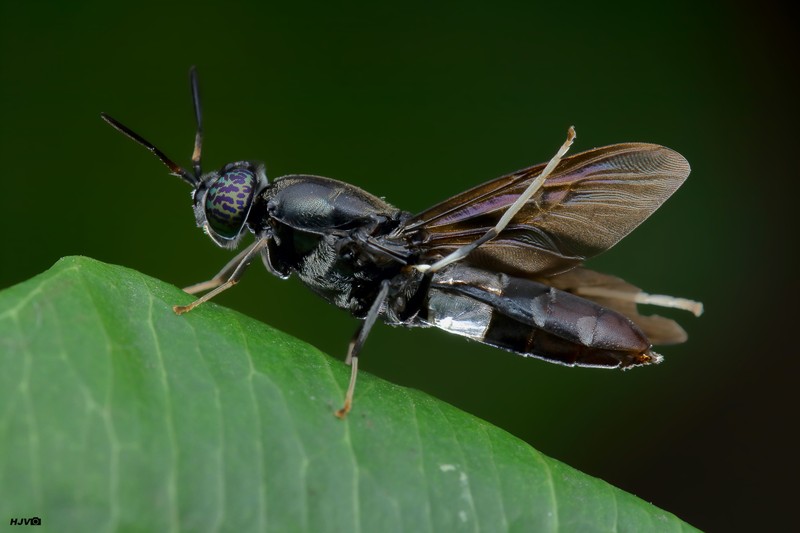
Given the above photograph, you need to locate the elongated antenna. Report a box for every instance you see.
[189,66,203,178]
[101,112,199,187]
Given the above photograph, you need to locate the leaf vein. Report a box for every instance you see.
[147,293,181,533]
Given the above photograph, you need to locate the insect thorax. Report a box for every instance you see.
[267,224,406,317]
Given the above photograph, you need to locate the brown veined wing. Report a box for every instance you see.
[399,143,690,277]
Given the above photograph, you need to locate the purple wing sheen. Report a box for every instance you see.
[401,143,690,277]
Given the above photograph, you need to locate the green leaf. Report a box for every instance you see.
[0,257,698,532]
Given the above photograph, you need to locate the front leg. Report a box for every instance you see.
[182,244,258,295]
[174,238,268,314]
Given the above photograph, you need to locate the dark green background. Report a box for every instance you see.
[1,1,796,531]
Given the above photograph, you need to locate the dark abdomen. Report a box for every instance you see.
[425,265,658,368]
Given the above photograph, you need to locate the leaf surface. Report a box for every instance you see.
[0,257,699,532]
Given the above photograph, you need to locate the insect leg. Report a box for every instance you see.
[417,126,576,274]
[575,285,704,317]
[182,244,258,295]
[173,238,268,314]
[335,279,391,419]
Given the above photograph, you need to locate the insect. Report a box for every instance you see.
[102,68,702,418]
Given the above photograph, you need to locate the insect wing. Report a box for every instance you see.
[402,143,690,277]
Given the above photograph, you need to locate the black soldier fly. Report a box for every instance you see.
[102,68,702,417]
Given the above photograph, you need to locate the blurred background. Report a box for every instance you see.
[1,1,796,530]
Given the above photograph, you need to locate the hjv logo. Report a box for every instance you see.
[9,516,42,526]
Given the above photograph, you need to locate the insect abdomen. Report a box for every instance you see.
[426,265,658,368]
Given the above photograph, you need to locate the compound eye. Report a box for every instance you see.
[204,168,256,239]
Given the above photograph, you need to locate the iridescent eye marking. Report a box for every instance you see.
[205,169,256,238]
